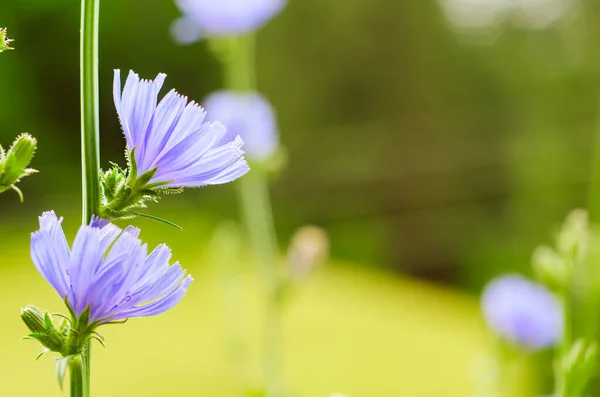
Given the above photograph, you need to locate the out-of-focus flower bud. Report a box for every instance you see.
[286,226,330,279]
[532,245,567,291]
[556,209,589,262]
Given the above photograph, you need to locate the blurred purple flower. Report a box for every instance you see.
[113,70,249,188]
[204,91,279,161]
[31,211,192,324]
[171,0,286,42]
[481,274,562,350]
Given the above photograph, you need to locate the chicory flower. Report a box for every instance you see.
[30,211,192,325]
[101,70,249,219]
[204,91,279,161]
[481,274,562,350]
[113,70,249,188]
[172,0,286,43]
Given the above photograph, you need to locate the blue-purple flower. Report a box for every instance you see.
[204,91,279,161]
[31,211,192,324]
[113,69,249,188]
[171,0,286,43]
[481,274,562,350]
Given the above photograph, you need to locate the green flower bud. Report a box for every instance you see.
[21,305,67,355]
[532,245,567,291]
[6,133,37,171]
[556,209,589,262]
[0,133,38,201]
[0,28,14,53]
[21,306,49,334]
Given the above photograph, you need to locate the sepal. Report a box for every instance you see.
[99,148,180,227]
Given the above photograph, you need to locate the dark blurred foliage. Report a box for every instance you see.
[2,0,600,290]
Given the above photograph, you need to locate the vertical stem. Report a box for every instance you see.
[238,174,282,397]
[69,357,85,397]
[221,34,283,397]
[80,0,101,396]
[81,0,101,224]
[555,293,571,397]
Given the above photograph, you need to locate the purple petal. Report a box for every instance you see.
[112,70,248,188]
[30,212,70,298]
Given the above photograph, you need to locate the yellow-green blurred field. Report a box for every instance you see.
[2,215,489,396]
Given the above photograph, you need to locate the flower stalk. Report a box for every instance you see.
[81,0,101,225]
[220,33,284,397]
[80,0,101,394]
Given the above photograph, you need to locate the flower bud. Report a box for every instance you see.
[21,306,48,335]
[532,245,567,290]
[557,209,589,261]
[0,28,13,52]
[0,133,38,201]
[286,226,330,278]
[21,305,66,354]
[6,133,37,171]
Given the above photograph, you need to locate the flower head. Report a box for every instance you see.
[204,91,279,161]
[481,274,562,350]
[113,69,249,189]
[31,211,192,325]
[172,0,286,43]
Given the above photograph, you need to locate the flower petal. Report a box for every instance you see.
[30,212,70,298]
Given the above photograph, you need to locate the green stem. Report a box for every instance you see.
[238,174,282,397]
[80,0,101,395]
[81,0,101,224]
[556,293,571,397]
[220,33,283,397]
[69,357,85,397]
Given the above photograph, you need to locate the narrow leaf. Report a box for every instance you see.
[127,211,182,229]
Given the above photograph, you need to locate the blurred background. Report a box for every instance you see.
[1,0,598,395]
